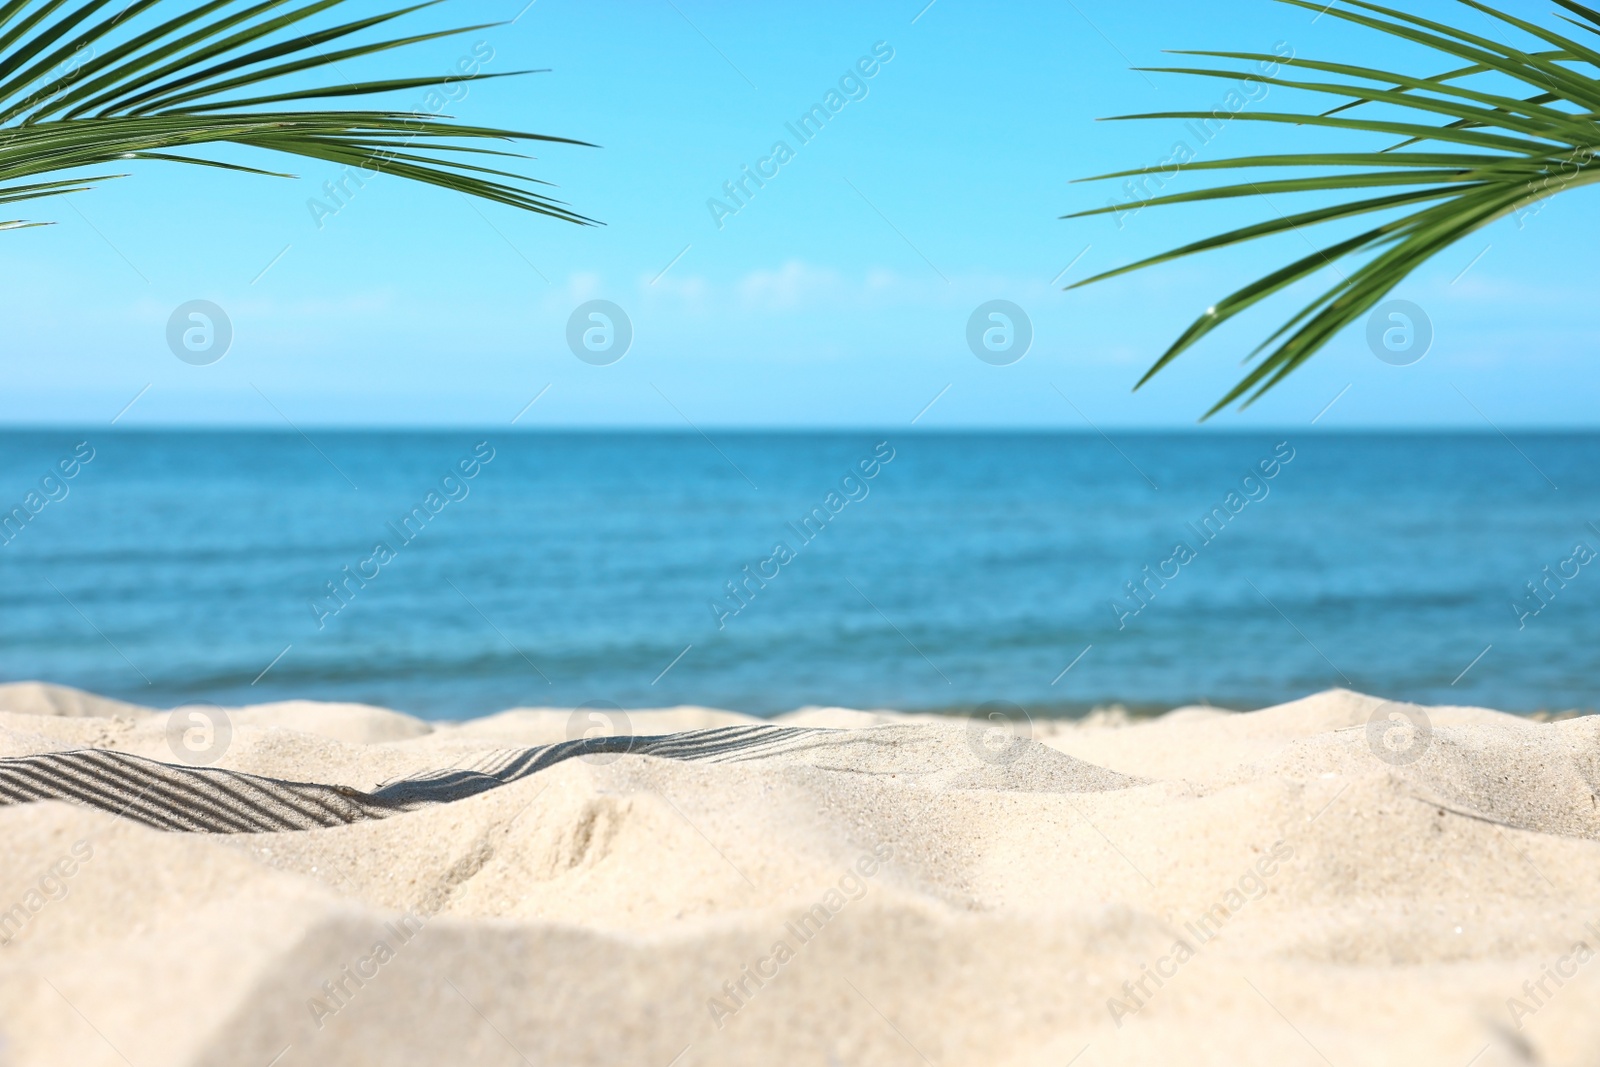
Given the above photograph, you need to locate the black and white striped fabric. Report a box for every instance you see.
[0,726,824,833]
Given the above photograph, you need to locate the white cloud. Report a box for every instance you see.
[735,260,842,310]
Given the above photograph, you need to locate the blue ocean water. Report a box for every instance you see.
[0,430,1594,719]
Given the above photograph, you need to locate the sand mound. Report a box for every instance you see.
[0,681,153,719]
[1,688,1597,1066]
[221,700,435,744]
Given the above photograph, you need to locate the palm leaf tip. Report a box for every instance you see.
[1067,0,1600,418]
[0,0,595,227]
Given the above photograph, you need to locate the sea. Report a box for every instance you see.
[0,430,1594,720]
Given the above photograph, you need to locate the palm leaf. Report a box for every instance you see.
[1068,0,1600,417]
[0,0,595,229]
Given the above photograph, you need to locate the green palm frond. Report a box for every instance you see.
[1067,0,1600,418]
[0,0,595,230]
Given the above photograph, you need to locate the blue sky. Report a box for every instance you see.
[1,0,1595,428]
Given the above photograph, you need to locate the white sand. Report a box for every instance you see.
[1,683,1597,1066]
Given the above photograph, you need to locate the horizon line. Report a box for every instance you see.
[1,424,1597,435]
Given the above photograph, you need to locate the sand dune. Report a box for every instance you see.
[1,684,1597,1066]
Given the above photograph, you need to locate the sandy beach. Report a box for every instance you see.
[10,0,1600,1062]
[1,682,1597,1066]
